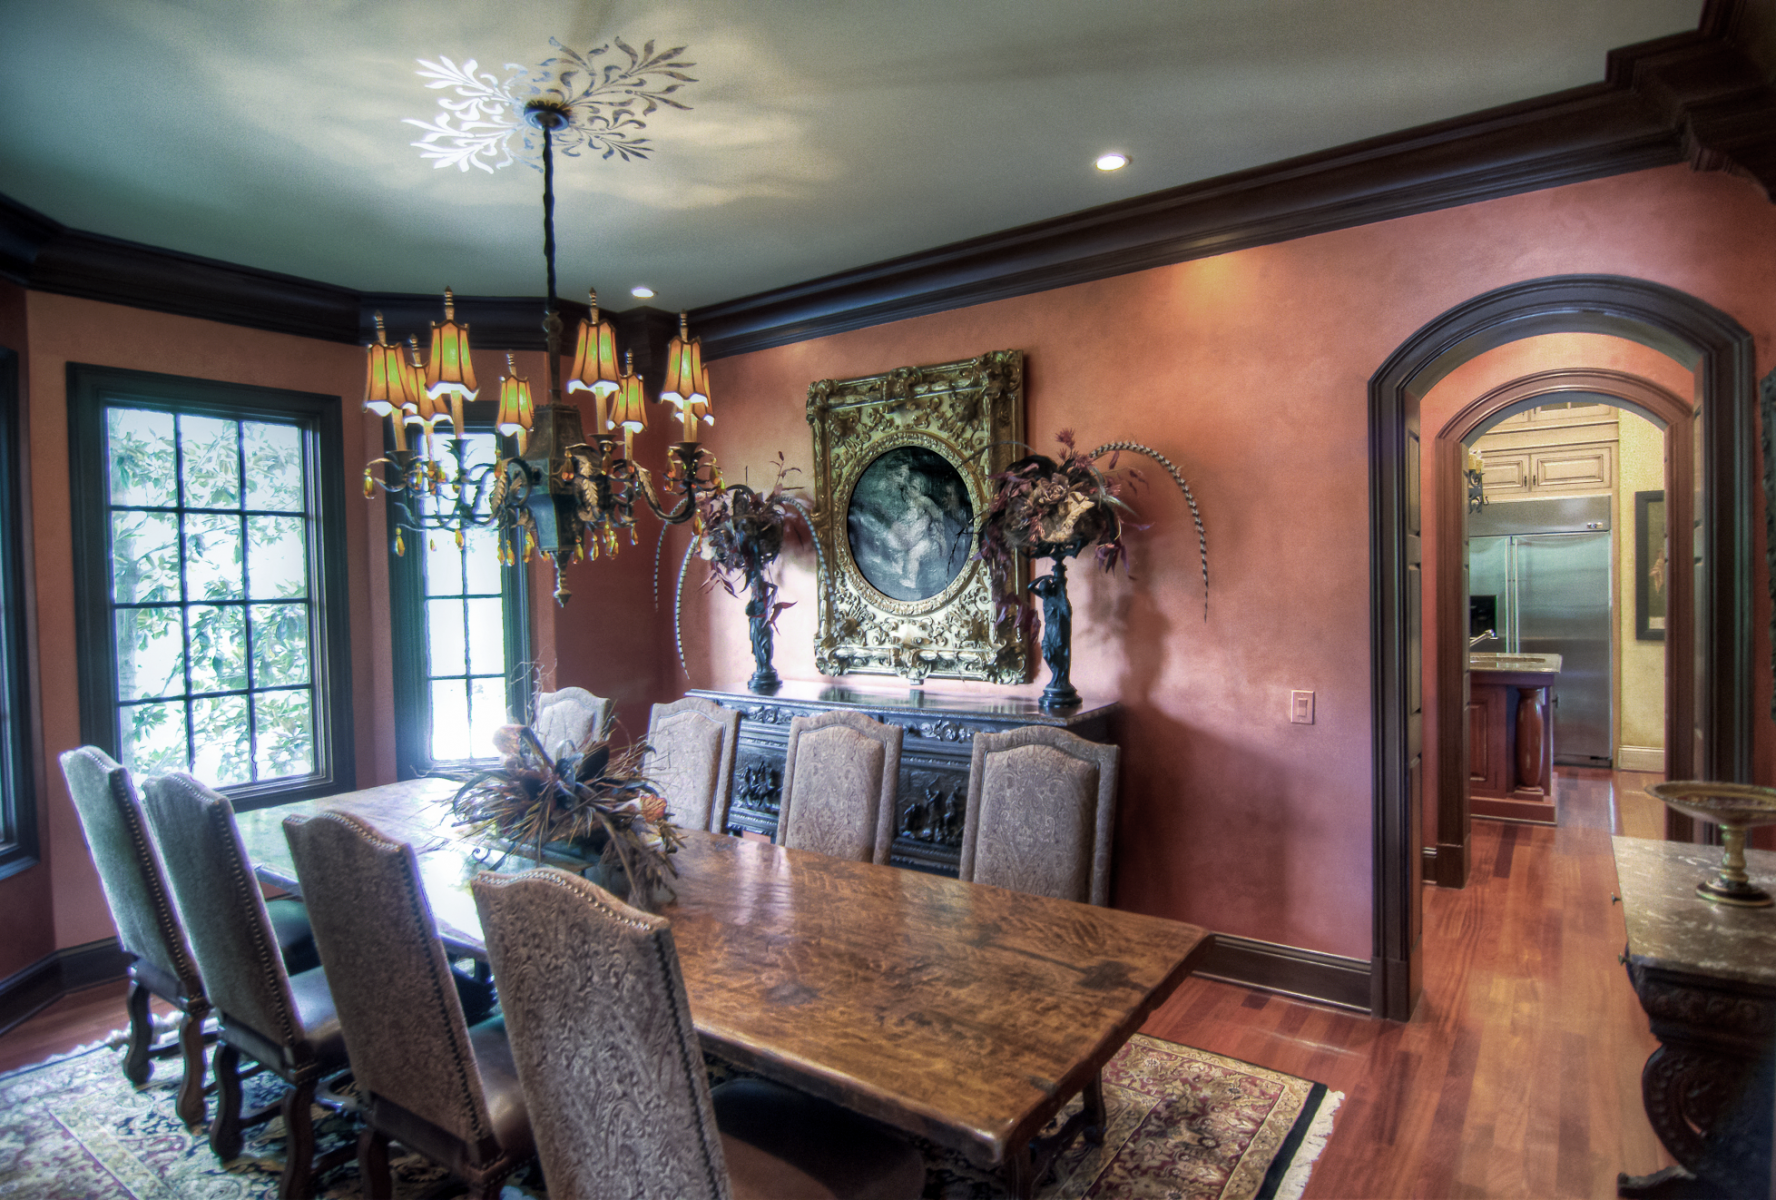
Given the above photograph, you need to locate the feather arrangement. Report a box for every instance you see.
[445,724,683,906]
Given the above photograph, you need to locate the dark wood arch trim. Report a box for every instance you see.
[1430,371,1697,889]
[1369,275,1755,1020]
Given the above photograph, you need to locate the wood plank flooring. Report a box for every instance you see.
[1143,766,1675,1198]
[0,768,1678,1197]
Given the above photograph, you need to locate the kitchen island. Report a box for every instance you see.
[1468,652,1562,825]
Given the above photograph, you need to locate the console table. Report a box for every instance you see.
[1613,836,1776,1198]
[689,682,1119,876]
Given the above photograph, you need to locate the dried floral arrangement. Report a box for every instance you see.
[977,431,1208,627]
[446,724,683,905]
[672,454,819,690]
[694,454,804,610]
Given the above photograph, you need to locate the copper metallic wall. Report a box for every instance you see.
[679,165,1776,960]
[4,162,1773,971]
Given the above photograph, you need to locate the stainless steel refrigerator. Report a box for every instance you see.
[1468,495,1613,768]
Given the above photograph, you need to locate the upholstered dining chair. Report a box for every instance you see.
[643,696,741,833]
[776,710,902,863]
[471,867,926,1200]
[57,746,319,1129]
[532,686,611,758]
[282,811,533,1200]
[958,726,1120,907]
[140,772,350,1200]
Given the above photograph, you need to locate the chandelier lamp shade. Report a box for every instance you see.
[361,41,719,606]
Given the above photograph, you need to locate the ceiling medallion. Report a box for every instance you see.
[406,37,697,173]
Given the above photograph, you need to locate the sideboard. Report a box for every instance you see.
[1613,835,1776,1198]
[688,682,1120,876]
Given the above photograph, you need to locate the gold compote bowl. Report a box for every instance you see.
[1648,780,1776,908]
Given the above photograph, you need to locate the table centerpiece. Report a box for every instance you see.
[446,723,683,909]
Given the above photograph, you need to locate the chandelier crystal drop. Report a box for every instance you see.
[363,39,715,606]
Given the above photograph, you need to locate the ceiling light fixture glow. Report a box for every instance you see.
[1095,152,1130,172]
[631,285,656,299]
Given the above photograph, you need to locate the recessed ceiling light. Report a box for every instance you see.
[1095,152,1129,172]
[630,285,656,299]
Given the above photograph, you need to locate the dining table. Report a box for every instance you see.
[236,777,1213,1198]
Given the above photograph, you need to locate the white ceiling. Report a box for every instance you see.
[0,0,1704,311]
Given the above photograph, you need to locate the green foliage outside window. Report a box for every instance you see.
[106,407,317,785]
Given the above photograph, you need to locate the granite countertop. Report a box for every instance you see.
[1612,835,1776,988]
[1468,652,1563,675]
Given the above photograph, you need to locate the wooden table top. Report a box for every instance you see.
[237,779,1212,1167]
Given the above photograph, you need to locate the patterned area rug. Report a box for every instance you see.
[0,1030,1337,1199]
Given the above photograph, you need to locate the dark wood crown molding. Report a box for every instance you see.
[3,16,1773,356]
[693,25,1776,358]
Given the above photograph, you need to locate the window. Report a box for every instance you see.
[0,345,35,879]
[69,365,354,809]
[389,413,529,776]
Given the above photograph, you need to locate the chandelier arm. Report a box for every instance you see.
[637,476,699,524]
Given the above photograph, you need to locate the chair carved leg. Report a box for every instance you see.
[122,980,153,1086]
[357,1127,392,1200]
[173,1010,207,1128]
[279,1077,318,1200]
[211,1041,245,1161]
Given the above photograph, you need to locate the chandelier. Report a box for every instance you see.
[361,38,719,605]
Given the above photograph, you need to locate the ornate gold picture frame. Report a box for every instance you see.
[805,350,1029,684]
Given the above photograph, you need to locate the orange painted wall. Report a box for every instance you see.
[18,293,380,951]
[686,165,1776,960]
[5,160,1774,974]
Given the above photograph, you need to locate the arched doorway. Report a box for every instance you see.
[1368,275,1756,1021]
[1430,370,1696,886]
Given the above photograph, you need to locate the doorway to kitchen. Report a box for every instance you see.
[1367,274,1757,1022]
[1432,371,1692,880]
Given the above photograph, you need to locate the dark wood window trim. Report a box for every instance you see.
[66,364,355,810]
[0,345,37,879]
[1369,274,1756,1021]
[387,401,531,780]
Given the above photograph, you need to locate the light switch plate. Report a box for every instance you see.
[1290,690,1315,724]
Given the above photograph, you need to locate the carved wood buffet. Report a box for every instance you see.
[688,682,1119,876]
[1612,836,1776,1198]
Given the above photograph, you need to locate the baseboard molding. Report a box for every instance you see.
[0,938,130,1038]
[1194,934,1372,1014]
[1618,745,1666,773]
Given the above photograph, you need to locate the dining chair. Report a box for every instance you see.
[282,810,533,1200]
[140,772,351,1200]
[471,867,926,1200]
[776,710,902,863]
[958,725,1120,906]
[532,686,611,758]
[643,696,740,833]
[57,746,320,1129]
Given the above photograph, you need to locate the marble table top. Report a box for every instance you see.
[1612,835,1776,989]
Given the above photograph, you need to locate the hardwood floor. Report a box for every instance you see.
[0,981,136,1075]
[1144,766,1676,1198]
[0,768,1678,1197]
